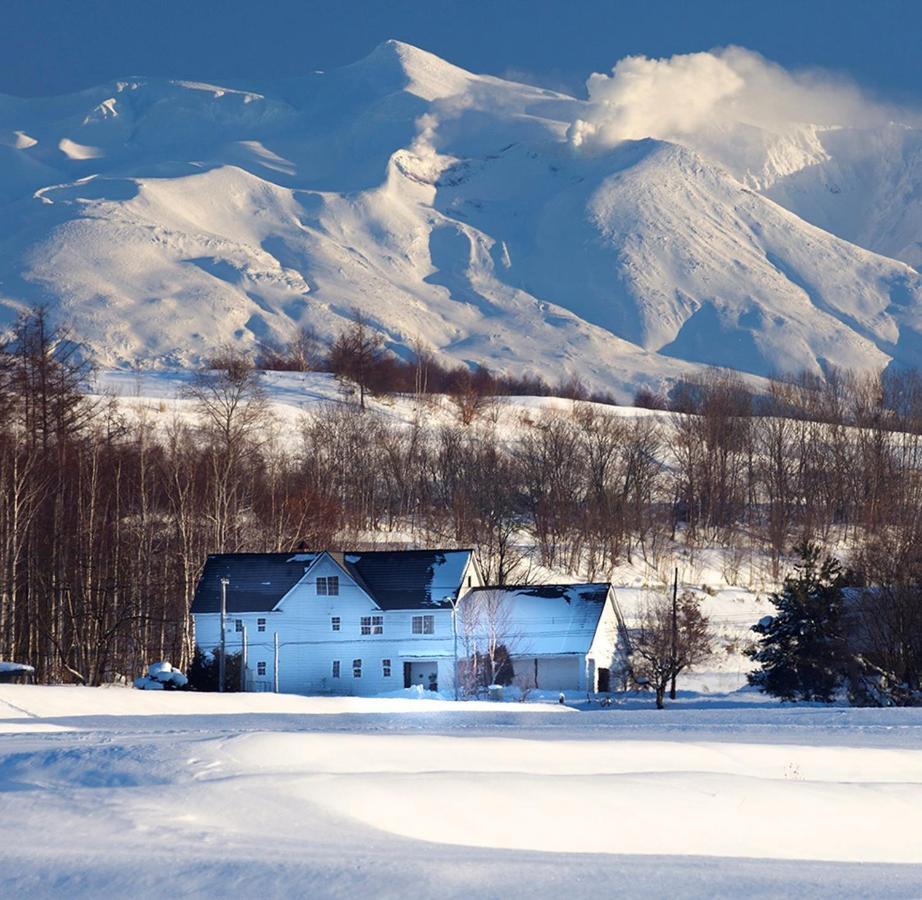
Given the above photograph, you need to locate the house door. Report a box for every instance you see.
[403,662,412,689]
[598,667,611,693]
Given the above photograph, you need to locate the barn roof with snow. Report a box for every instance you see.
[463,583,614,655]
[191,549,476,614]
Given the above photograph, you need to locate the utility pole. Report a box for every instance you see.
[670,566,678,700]
[240,623,248,692]
[273,632,279,693]
[219,576,229,693]
[451,599,459,701]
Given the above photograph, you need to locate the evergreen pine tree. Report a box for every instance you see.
[747,543,848,701]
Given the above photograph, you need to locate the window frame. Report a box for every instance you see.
[331,616,341,632]
[382,658,392,678]
[317,575,340,596]
[256,661,267,677]
[352,658,362,678]
[332,660,340,679]
[412,614,435,635]
[360,615,384,636]
[257,617,266,633]
[234,619,243,633]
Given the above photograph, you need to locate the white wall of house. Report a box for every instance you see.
[193,554,464,696]
[586,588,629,691]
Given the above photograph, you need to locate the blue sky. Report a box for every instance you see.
[3,0,921,103]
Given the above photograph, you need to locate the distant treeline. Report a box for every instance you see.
[254,315,619,406]
[2,307,921,691]
[260,313,922,429]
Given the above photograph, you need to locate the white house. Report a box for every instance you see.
[190,549,628,696]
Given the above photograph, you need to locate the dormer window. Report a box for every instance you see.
[317,575,339,596]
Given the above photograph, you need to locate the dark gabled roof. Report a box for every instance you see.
[190,553,317,614]
[190,548,474,614]
[344,549,474,610]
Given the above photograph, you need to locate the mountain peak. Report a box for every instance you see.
[354,39,475,100]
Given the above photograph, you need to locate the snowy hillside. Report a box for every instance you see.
[1,41,921,394]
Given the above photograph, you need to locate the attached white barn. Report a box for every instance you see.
[460,584,629,693]
[190,550,629,697]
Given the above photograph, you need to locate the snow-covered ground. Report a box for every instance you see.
[2,685,921,898]
[93,366,665,445]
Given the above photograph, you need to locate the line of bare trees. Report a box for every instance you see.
[3,307,922,684]
[257,314,619,406]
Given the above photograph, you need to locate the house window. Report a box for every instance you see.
[331,616,341,632]
[353,659,362,678]
[317,575,340,596]
[257,617,266,633]
[467,575,472,587]
[332,660,340,678]
[234,619,243,633]
[412,615,435,635]
[382,659,392,678]
[257,661,267,677]
[360,615,383,635]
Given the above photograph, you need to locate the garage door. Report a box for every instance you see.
[535,656,580,691]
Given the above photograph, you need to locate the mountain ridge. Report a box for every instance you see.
[0,41,920,397]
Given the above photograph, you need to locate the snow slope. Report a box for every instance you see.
[2,687,922,898]
[1,42,921,394]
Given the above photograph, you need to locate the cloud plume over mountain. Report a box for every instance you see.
[568,47,911,154]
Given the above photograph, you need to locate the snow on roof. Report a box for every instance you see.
[463,584,610,656]
[343,549,474,609]
[398,649,456,659]
[0,661,35,674]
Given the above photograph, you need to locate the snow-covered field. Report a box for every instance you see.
[2,686,921,898]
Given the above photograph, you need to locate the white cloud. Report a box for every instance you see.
[568,47,908,152]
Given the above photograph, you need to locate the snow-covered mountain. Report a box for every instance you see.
[1,40,921,396]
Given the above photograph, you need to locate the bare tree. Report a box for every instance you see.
[257,325,325,372]
[183,347,271,548]
[458,588,524,694]
[327,313,386,410]
[630,591,714,708]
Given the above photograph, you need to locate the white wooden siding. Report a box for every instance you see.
[586,588,628,691]
[191,554,619,697]
[193,554,458,696]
